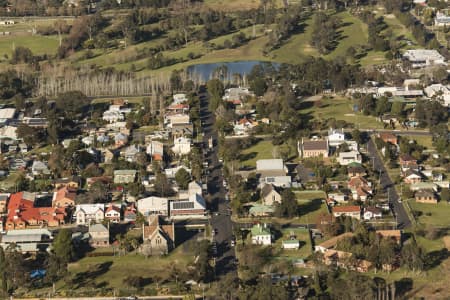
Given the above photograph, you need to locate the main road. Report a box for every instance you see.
[199,90,237,278]
[366,136,411,229]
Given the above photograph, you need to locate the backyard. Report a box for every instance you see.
[295,190,328,224]
[409,201,450,227]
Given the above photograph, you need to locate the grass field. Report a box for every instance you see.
[295,190,328,224]
[0,35,60,57]
[62,247,194,294]
[409,201,450,227]
[301,97,384,130]
[402,135,434,149]
[274,228,313,258]
[240,140,277,168]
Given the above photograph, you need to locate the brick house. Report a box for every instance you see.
[415,189,437,204]
[333,206,361,220]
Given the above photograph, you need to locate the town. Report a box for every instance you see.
[0,0,449,299]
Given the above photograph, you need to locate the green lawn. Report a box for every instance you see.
[60,247,194,295]
[274,228,313,258]
[240,140,277,168]
[402,135,434,149]
[0,35,60,57]
[409,201,450,227]
[295,190,328,224]
[301,97,384,130]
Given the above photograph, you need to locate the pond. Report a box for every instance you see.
[187,60,277,81]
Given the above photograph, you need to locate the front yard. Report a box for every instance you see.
[409,200,450,227]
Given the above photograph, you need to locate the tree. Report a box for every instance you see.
[401,238,425,272]
[53,229,75,264]
[0,247,6,295]
[154,171,172,197]
[352,129,363,145]
[175,168,191,190]
[13,94,26,111]
[55,91,89,118]
[275,189,298,218]
[441,188,450,202]
[207,79,224,111]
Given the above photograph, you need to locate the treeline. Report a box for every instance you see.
[310,12,342,54]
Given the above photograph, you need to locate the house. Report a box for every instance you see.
[166,114,190,127]
[249,203,275,217]
[363,207,382,220]
[172,137,191,155]
[0,126,18,140]
[410,182,438,192]
[328,193,348,203]
[22,117,48,128]
[137,196,169,216]
[188,181,202,197]
[105,204,121,223]
[299,138,329,158]
[123,145,141,162]
[251,224,272,245]
[54,176,80,190]
[424,83,450,107]
[146,140,164,161]
[103,110,124,123]
[376,230,402,244]
[323,249,372,273]
[234,118,258,135]
[415,189,437,204]
[124,203,137,222]
[86,176,112,189]
[282,239,300,250]
[0,193,9,213]
[379,133,398,145]
[5,192,65,230]
[256,159,286,173]
[173,93,187,104]
[348,176,372,201]
[314,232,354,253]
[102,149,117,163]
[435,12,450,27]
[167,103,189,114]
[403,169,422,184]
[399,154,417,167]
[347,163,366,177]
[52,186,76,208]
[142,215,176,255]
[333,206,361,220]
[0,229,53,253]
[328,128,345,147]
[171,123,194,138]
[261,183,282,206]
[31,160,51,176]
[114,169,137,184]
[262,175,292,188]
[403,49,446,68]
[114,133,129,147]
[338,151,362,166]
[169,193,206,217]
[89,224,110,248]
[19,143,29,153]
[75,204,105,225]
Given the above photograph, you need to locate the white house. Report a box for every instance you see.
[173,93,187,104]
[338,151,362,166]
[146,140,164,157]
[424,84,450,107]
[172,137,191,155]
[435,12,450,27]
[403,49,446,68]
[262,176,292,188]
[251,224,272,245]
[75,204,105,225]
[363,207,382,221]
[103,110,124,123]
[282,239,300,250]
[137,196,169,216]
[256,159,286,173]
[188,181,202,197]
[105,204,121,223]
[328,128,345,147]
[170,193,206,218]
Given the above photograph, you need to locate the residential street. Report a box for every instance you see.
[199,91,237,278]
[367,136,412,229]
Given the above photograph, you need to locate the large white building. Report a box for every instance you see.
[172,137,191,155]
[424,84,450,107]
[403,49,446,68]
[137,196,169,216]
[75,204,105,225]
